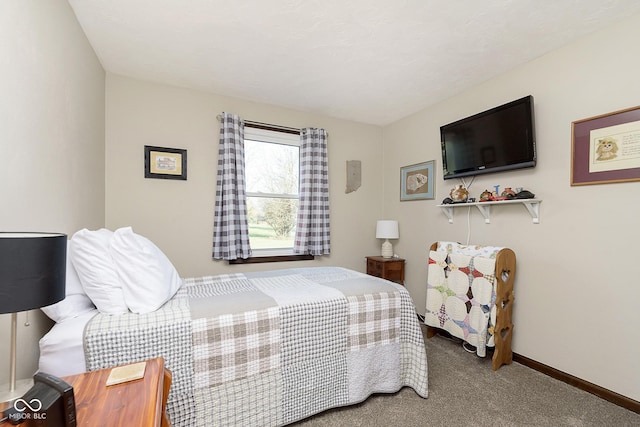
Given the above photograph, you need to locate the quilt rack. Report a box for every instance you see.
[425,241,516,371]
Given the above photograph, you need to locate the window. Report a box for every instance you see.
[244,126,300,257]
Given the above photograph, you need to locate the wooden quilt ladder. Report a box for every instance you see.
[426,241,516,371]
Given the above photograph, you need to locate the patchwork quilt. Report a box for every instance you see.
[83,267,428,426]
[425,242,503,357]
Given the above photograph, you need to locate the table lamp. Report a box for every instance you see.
[376,220,399,258]
[0,232,66,403]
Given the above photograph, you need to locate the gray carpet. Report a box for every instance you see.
[293,324,640,426]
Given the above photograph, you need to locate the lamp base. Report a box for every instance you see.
[0,378,33,405]
[381,239,393,258]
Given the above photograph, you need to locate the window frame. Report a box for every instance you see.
[231,122,313,264]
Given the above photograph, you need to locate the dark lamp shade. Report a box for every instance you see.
[0,232,67,314]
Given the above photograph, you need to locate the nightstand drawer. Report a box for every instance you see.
[365,256,405,285]
[367,258,383,276]
[382,263,404,283]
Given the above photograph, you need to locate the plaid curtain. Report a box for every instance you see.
[212,112,252,260]
[294,128,330,255]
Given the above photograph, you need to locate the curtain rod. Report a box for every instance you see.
[216,115,301,134]
[245,120,301,134]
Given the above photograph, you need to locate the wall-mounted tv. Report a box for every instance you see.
[441,95,536,180]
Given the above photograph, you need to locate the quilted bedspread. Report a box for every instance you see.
[83,267,428,426]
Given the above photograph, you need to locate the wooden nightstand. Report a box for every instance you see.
[366,256,405,285]
[1,358,171,427]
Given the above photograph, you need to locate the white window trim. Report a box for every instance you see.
[244,127,300,256]
[244,127,300,146]
[253,247,297,257]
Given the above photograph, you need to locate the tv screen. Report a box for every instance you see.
[441,95,536,180]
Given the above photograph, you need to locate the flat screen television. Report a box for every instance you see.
[441,95,536,180]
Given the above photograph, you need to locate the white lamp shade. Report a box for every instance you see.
[376,220,399,258]
[376,220,399,239]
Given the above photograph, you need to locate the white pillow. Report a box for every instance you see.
[69,229,128,315]
[41,241,95,323]
[110,227,182,314]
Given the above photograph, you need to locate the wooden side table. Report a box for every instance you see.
[366,256,405,285]
[1,358,171,427]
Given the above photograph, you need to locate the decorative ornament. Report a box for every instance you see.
[449,184,469,202]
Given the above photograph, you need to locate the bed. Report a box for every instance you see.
[38,228,428,426]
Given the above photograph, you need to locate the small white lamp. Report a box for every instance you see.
[376,220,399,258]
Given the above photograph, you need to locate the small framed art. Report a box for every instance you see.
[400,160,435,201]
[144,145,187,180]
[571,105,640,186]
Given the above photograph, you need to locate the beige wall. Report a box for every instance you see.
[105,74,383,277]
[383,14,640,401]
[0,0,105,383]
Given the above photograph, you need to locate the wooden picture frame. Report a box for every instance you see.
[571,105,640,186]
[400,160,435,201]
[144,145,187,180]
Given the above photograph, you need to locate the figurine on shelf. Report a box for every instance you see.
[479,189,493,202]
[449,184,469,203]
[502,187,517,199]
[515,189,535,199]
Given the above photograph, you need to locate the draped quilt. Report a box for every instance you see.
[425,242,503,357]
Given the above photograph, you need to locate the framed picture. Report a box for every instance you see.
[144,145,187,180]
[571,105,640,186]
[400,160,435,201]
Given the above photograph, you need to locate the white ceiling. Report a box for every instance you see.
[68,0,640,126]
